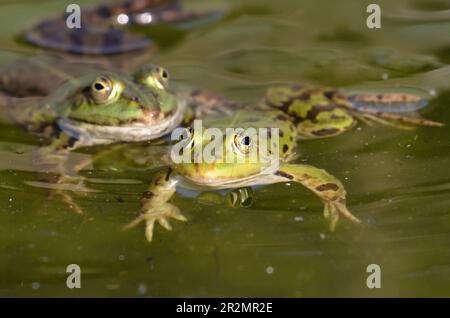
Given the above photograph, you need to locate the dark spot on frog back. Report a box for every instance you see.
[275,171,294,180]
[311,127,340,136]
[315,183,339,192]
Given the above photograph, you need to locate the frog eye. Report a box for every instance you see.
[233,132,252,156]
[159,68,169,80]
[154,67,169,90]
[135,65,169,90]
[91,76,115,104]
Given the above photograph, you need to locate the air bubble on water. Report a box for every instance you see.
[429,89,436,96]
[31,282,40,290]
[356,127,362,132]
[294,216,304,222]
[406,144,411,148]
[118,255,125,261]
[381,73,389,80]
[319,233,326,240]
[367,218,377,225]
[137,283,148,295]
[266,266,274,274]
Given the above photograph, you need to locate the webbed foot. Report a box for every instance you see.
[323,198,360,232]
[124,169,180,242]
[277,163,360,230]
[123,202,187,242]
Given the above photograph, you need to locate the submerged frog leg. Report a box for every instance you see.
[123,169,186,242]
[276,163,360,231]
[226,187,254,208]
[34,131,92,214]
[347,92,429,113]
[348,107,444,129]
[352,112,415,130]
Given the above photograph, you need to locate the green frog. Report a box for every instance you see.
[0,58,231,151]
[263,84,443,139]
[121,76,443,242]
[124,108,361,242]
[0,59,230,213]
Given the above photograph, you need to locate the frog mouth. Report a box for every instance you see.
[57,100,186,144]
[179,164,282,190]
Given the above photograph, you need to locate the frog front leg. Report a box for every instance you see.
[123,169,187,242]
[276,163,360,230]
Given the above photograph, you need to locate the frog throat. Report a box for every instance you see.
[57,100,186,143]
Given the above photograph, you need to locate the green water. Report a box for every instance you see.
[0,0,450,297]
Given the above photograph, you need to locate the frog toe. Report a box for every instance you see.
[125,203,187,243]
[323,199,360,231]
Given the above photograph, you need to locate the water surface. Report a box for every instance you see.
[0,0,449,297]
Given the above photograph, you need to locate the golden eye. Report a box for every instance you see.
[91,76,114,104]
[233,132,252,155]
[153,67,169,90]
[134,65,169,90]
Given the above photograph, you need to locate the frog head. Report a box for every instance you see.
[54,65,184,143]
[171,110,298,188]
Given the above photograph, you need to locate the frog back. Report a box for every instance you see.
[264,85,356,139]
